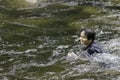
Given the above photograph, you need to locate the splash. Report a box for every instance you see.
[91,53,120,66]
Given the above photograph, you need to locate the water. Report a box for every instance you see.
[0,1,120,80]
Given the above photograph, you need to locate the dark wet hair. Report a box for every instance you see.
[81,28,96,42]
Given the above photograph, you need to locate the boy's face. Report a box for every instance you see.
[79,31,92,46]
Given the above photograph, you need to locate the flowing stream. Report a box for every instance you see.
[0,1,120,80]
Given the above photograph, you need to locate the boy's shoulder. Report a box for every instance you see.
[87,41,103,54]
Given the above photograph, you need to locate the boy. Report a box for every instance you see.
[67,28,103,61]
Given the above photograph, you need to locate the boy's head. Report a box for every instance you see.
[79,28,95,46]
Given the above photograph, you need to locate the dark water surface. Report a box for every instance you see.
[0,2,120,80]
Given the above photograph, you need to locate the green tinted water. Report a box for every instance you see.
[0,2,120,80]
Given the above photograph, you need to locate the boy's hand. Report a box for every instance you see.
[66,52,78,61]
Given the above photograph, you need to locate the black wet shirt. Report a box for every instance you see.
[85,41,103,56]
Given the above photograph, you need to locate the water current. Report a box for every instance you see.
[0,1,120,80]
